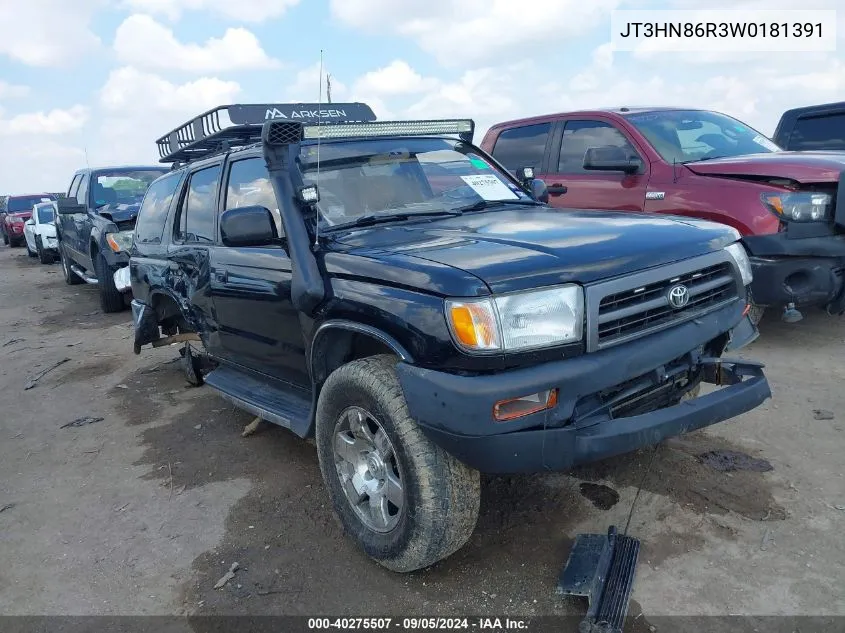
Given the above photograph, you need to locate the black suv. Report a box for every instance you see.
[55,166,168,312]
[129,103,771,572]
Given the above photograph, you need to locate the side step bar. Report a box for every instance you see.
[70,264,98,285]
[203,365,312,437]
[558,525,640,633]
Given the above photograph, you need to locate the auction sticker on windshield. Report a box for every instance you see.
[460,175,518,200]
[753,134,781,152]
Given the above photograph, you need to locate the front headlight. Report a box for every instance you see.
[761,191,832,222]
[725,242,753,286]
[105,230,134,253]
[445,284,584,353]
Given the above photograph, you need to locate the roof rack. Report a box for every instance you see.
[156,102,377,164]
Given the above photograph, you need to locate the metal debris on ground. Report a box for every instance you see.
[242,416,264,437]
[60,416,105,429]
[213,562,239,589]
[0,503,15,513]
[813,409,835,420]
[697,450,773,472]
[24,357,71,390]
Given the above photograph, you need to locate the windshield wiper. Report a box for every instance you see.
[682,155,727,164]
[457,198,545,212]
[325,209,463,230]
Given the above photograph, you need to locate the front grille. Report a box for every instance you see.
[597,262,737,347]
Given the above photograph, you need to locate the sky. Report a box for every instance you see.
[0,0,842,194]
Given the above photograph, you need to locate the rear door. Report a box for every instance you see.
[68,173,91,263]
[168,162,222,338]
[545,118,648,211]
[208,156,310,388]
[59,174,82,251]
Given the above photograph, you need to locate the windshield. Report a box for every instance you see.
[93,169,168,207]
[36,203,55,223]
[7,195,51,213]
[625,110,782,163]
[299,138,531,227]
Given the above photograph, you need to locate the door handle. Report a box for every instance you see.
[215,270,228,283]
[548,184,568,195]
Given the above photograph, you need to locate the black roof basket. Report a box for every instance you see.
[155,102,377,164]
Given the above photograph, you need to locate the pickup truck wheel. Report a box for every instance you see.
[315,354,481,573]
[59,244,83,285]
[95,252,125,313]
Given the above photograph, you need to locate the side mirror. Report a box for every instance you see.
[529,179,549,204]
[583,147,643,174]
[220,206,278,247]
[57,198,85,215]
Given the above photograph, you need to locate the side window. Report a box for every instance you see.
[75,174,89,205]
[134,172,183,245]
[557,120,639,173]
[789,114,845,151]
[490,123,551,171]
[175,165,221,243]
[224,158,283,237]
[67,175,82,199]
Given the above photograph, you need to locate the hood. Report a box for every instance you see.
[685,151,845,183]
[330,208,738,294]
[96,201,142,224]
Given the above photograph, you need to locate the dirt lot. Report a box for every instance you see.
[0,245,843,627]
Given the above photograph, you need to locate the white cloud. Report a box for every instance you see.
[0,82,30,100]
[353,60,439,96]
[114,14,280,72]
[0,140,85,193]
[123,0,300,22]
[95,67,242,165]
[0,106,88,136]
[331,0,620,66]
[0,0,101,67]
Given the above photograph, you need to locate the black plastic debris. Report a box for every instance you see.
[558,525,640,633]
[697,449,773,472]
[60,416,104,429]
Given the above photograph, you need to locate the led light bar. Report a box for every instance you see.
[301,119,474,141]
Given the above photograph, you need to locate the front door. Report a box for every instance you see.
[545,119,649,212]
[208,156,310,389]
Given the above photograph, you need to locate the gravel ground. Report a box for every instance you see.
[0,245,843,630]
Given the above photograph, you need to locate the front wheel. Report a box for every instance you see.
[94,252,125,313]
[36,237,53,264]
[26,239,37,257]
[315,355,481,573]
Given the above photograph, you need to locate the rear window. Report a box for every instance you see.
[134,172,183,245]
[490,123,551,172]
[787,113,845,151]
[7,195,52,213]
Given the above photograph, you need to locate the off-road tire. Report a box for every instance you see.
[315,354,481,573]
[94,252,125,313]
[59,243,83,285]
[36,237,54,264]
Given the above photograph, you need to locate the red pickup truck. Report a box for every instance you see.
[481,107,845,324]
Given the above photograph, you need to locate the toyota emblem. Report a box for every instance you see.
[667,284,690,309]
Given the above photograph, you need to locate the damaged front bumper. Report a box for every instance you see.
[397,303,771,474]
[114,266,132,293]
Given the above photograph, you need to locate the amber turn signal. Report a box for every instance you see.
[493,389,558,422]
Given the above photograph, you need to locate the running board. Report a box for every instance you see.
[70,264,98,285]
[203,365,312,437]
[557,526,640,633]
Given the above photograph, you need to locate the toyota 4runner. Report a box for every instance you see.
[129,103,771,572]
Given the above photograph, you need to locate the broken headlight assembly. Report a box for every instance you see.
[725,242,753,286]
[760,191,832,222]
[105,230,134,253]
[445,284,584,353]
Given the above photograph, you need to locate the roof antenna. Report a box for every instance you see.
[313,49,324,250]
